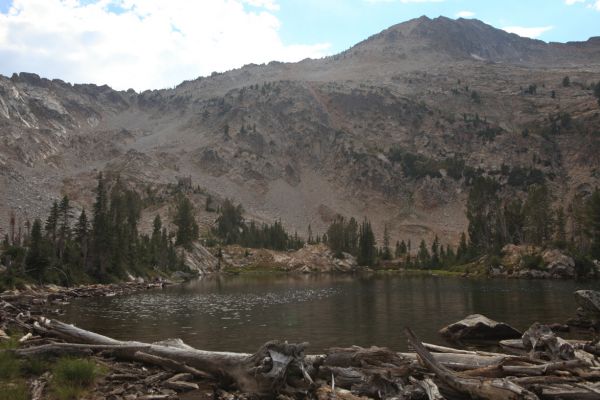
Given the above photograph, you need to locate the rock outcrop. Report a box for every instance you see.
[182,242,219,274]
[440,314,522,341]
[488,245,577,279]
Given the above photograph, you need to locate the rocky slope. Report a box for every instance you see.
[1,16,600,247]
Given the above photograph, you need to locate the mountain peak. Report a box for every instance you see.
[349,15,600,66]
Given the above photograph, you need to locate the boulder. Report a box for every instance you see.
[542,249,575,278]
[574,290,600,316]
[440,314,522,341]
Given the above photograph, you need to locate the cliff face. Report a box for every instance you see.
[1,17,600,245]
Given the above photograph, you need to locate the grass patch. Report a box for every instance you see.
[0,381,29,400]
[51,358,100,400]
[0,350,21,380]
[223,264,284,274]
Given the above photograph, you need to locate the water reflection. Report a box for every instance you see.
[61,275,600,353]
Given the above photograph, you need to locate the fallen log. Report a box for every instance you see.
[405,327,540,400]
[33,317,311,396]
[522,323,575,361]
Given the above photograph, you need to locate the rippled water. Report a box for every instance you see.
[61,274,600,353]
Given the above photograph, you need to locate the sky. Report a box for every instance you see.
[0,0,599,91]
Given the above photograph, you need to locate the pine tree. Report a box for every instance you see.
[466,177,502,254]
[91,173,111,277]
[381,224,392,260]
[431,235,440,267]
[75,208,89,266]
[417,239,430,268]
[45,201,59,245]
[57,195,72,262]
[523,184,554,246]
[357,219,376,266]
[457,232,469,263]
[174,196,199,249]
[587,189,600,259]
[215,199,244,244]
[594,81,600,106]
[25,219,49,281]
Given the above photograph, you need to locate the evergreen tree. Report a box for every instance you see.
[430,235,440,267]
[45,201,59,245]
[504,199,524,245]
[466,177,502,254]
[594,81,600,106]
[523,184,554,246]
[75,208,89,267]
[326,215,346,257]
[91,173,111,277]
[555,207,567,247]
[586,189,600,259]
[381,224,392,260]
[57,195,72,262]
[357,219,376,266]
[174,196,199,249]
[346,217,359,255]
[215,199,244,244]
[417,239,431,268]
[25,219,49,281]
[457,232,469,263]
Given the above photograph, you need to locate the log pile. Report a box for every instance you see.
[3,312,600,399]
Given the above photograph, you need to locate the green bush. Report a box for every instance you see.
[521,254,545,270]
[51,358,101,399]
[574,255,594,278]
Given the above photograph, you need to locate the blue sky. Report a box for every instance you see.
[0,0,598,90]
[274,0,599,53]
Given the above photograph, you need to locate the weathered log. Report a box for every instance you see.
[34,317,311,396]
[522,323,575,361]
[405,327,539,400]
[133,351,213,379]
[501,359,587,377]
[409,376,445,400]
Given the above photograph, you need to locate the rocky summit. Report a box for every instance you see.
[1,16,600,245]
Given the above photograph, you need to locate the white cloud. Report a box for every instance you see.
[0,0,330,90]
[456,10,475,18]
[502,25,554,39]
[564,0,600,10]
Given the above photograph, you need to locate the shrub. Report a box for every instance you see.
[521,254,545,270]
[51,358,99,400]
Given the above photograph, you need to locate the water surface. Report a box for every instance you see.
[61,274,600,353]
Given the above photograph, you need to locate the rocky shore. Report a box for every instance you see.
[3,283,600,399]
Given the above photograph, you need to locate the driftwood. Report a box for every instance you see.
[4,314,600,399]
[32,317,311,396]
[522,323,575,361]
[405,327,540,400]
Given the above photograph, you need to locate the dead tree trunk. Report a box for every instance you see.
[405,327,540,400]
[33,318,312,396]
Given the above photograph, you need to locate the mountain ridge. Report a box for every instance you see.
[1,16,599,247]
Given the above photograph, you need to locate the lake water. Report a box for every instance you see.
[60,274,600,353]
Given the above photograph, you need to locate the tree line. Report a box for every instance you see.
[212,199,304,251]
[322,178,600,270]
[1,174,192,287]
